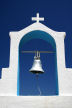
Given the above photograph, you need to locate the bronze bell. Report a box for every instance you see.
[29,51,44,74]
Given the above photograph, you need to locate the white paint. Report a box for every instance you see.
[32,13,44,23]
[0,14,72,96]
[0,96,72,108]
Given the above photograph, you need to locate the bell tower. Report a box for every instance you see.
[0,13,72,96]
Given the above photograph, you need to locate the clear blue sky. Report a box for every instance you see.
[0,0,72,95]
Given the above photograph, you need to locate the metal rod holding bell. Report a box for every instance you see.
[22,50,55,54]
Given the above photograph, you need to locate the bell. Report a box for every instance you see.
[29,51,44,74]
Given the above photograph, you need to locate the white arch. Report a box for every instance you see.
[1,22,72,96]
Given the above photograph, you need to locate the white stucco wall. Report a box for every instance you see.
[0,96,72,108]
[0,22,72,96]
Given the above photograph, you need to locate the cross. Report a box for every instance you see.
[32,13,44,23]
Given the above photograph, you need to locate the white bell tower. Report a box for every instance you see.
[0,13,72,96]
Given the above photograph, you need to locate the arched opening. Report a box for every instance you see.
[17,30,58,96]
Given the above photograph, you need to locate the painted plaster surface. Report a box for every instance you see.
[0,96,72,108]
[0,22,72,96]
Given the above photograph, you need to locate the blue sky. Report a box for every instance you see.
[0,0,72,95]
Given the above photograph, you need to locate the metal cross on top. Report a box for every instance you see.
[32,13,44,23]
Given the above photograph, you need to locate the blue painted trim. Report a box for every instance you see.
[55,53,59,95]
[17,49,20,96]
[19,30,56,51]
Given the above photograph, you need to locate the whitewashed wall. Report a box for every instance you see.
[0,22,72,96]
